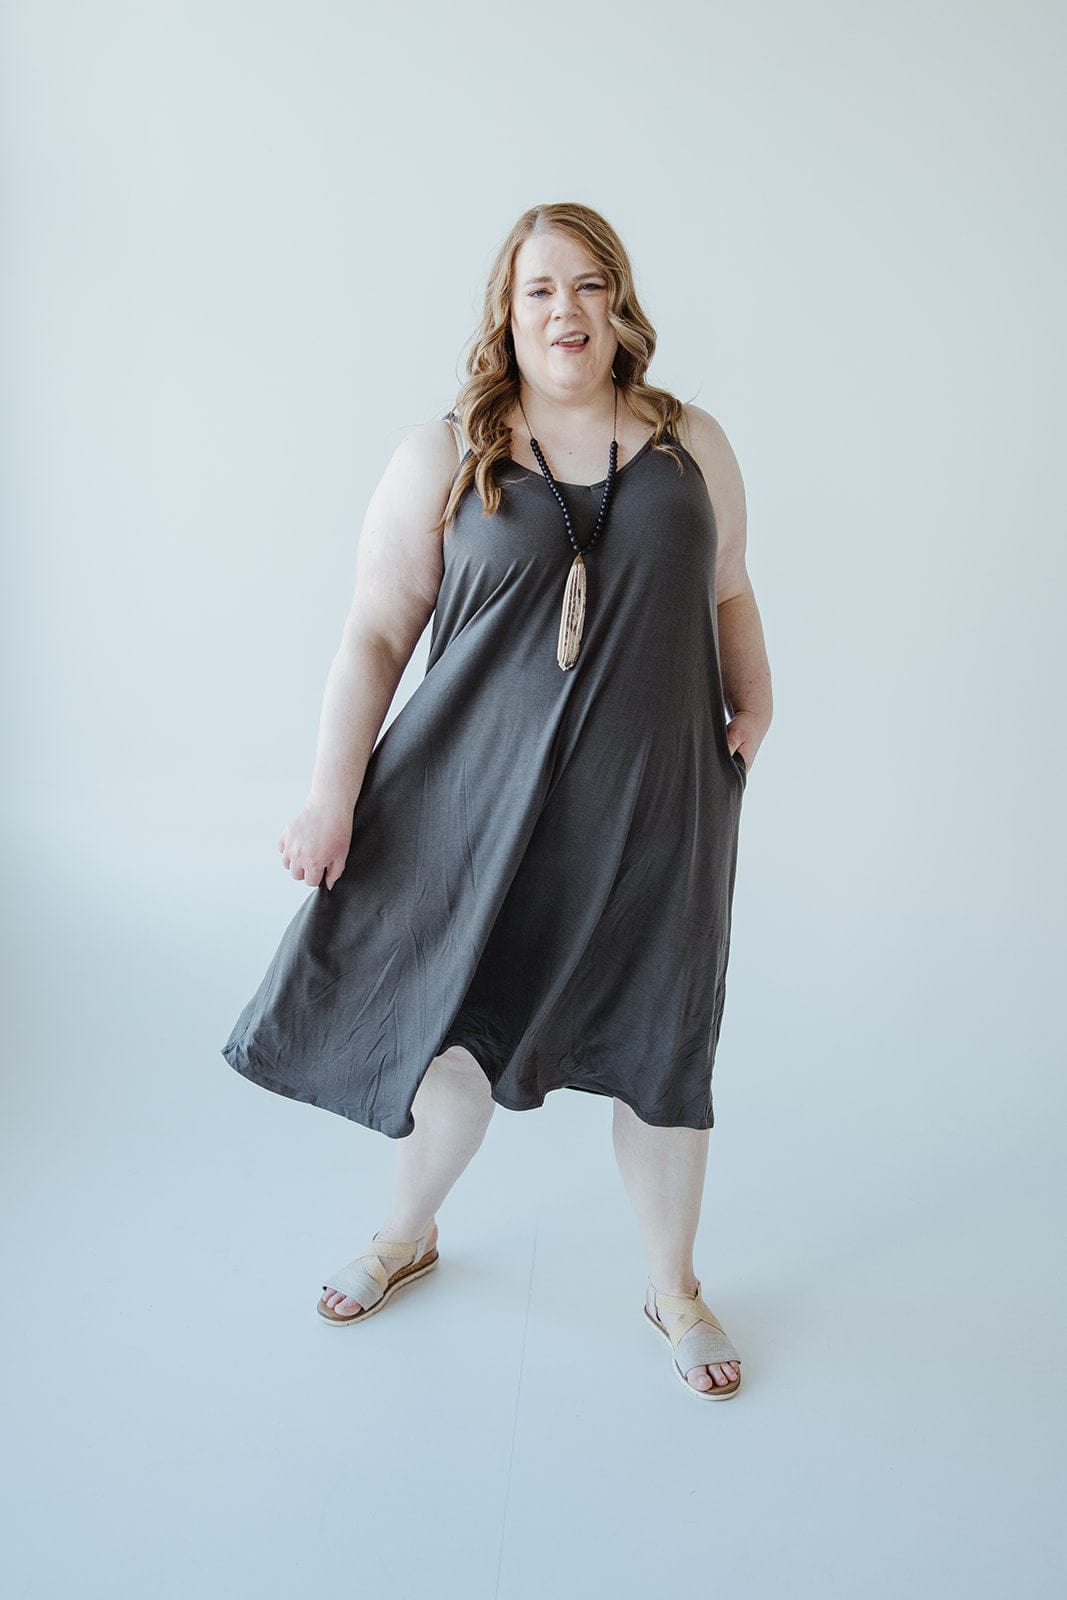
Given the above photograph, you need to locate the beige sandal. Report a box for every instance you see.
[316,1224,439,1325]
[644,1278,742,1400]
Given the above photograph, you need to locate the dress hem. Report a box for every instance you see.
[222,1039,715,1137]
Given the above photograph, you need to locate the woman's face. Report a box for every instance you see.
[509,231,617,403]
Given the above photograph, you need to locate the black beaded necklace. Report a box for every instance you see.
[518,382,619,671]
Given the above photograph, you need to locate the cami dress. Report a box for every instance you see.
[221,418,747,1136]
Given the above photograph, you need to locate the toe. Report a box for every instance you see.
[322,1288,361,1313]
[687,1366,715,1389]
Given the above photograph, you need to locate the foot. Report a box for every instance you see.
[320,1220,439,1317]
[652,1280,741,1393]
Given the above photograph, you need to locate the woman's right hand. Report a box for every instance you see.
[277,799,354,890]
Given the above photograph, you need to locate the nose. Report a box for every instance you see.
[552,283,582,317]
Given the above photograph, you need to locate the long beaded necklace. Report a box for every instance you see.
[518,382,619,671]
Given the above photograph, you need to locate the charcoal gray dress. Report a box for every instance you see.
[221,418,747,1137]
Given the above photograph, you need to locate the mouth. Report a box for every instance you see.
[553,334,590,350]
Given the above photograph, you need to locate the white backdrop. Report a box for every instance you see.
[4,2,1064,1597]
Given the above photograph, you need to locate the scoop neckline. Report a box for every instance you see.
[505,431,660,490]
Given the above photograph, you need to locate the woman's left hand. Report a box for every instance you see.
[727,714,766,774]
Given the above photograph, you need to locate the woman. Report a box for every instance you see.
[222,202,773,1401]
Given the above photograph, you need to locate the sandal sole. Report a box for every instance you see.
[642,1305,742,1400]
[316,1249,440,1324]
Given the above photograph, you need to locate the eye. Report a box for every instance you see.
[527,281,606,298]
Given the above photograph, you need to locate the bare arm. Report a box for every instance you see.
[682,403,774,769]
[278,418,460,885]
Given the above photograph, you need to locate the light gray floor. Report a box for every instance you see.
[3,804,1063,1600]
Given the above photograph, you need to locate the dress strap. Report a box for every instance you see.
[442,409,470,468]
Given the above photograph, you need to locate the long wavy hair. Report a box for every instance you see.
[430,202,693,537]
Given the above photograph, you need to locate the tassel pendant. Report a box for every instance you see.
[557,552,587,670]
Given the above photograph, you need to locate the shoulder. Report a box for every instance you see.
[678,404,745,507]
[678,404,742,481]
[390,416,466,478]
[360,418,467,554]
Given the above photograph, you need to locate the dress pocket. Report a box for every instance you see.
[732,749,748,784]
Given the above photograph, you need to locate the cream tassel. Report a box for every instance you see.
[557,552,587,670]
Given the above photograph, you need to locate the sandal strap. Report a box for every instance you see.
[365,1235,424,1258]
[648,1279,740,1366]
[324,1227,433,1307]
[326,1256,388,1306]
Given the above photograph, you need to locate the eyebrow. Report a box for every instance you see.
[521,272,606,286]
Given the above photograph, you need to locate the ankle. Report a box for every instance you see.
[377,1216,436,1246]
[651,1275,699,1300]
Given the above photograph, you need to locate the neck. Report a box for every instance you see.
[517,378,619,436]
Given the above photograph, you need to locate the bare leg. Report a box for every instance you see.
[611,1098,740,1393]
[321,1045,496,1313]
